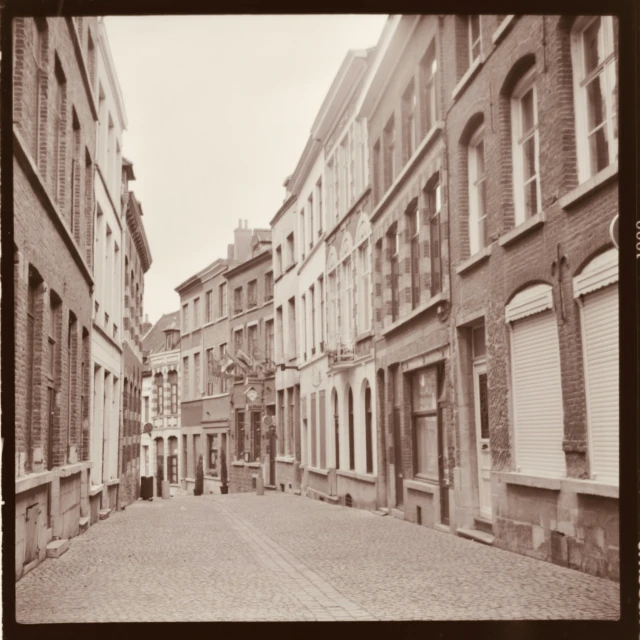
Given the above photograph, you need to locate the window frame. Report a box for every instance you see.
[411,367,440,480]
[357,240,371,333]
[570,16,617,183]
[468,125,487,256]
[429,180,442,297]
[219,282,228,318]
[468,15,482,66]
[511,67,541,225]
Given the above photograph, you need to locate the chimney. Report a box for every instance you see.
[227,243,234,262]
[145,313,149,324]
[234,219,253,263]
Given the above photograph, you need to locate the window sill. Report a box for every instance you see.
[452,54,485,102]
[232,460,245,467]
[202,392,230,400]
[89,484,104,497]
[308,466,329,477]
[276,456,296,465]
[297,236,324,275]
[336,469,376,484]
[492,15,516,45]
[247,462,261,469]
[355,329,373,342]
[498,471,562,491]
[382,292,447,337]
[498,211,545,247]
[456,245,492,275]
[404,478,438,494]
[560,477,618,499]
[558,161,618,211]
[285,262,298,275]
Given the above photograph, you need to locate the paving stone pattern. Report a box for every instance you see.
[16,491,619,623]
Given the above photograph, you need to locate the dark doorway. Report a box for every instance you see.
[392,367,403,507]
[269,429,276,485]
[438,406,449,526]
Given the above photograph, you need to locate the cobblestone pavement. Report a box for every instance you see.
[16,491,619,622]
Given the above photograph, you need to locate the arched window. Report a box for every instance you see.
[167,437,178,484]
[571,16,617,182]
[356,214,372,333]
[468,124,487,255]
[364,381,373,474]
[506,283,565,477]
[168,370,178,414]
[511,67,541,224]
[573,248,618,484]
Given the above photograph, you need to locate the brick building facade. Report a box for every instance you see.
[13,17,98,580]
[356,14,619,580]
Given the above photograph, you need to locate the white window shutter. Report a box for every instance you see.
[510,310,566,478]
[581,284,618,485]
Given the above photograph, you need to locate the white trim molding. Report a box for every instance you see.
[505,283,553,323]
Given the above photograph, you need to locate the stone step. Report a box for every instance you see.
[473,515,494,535]
[99,508,112,520]
[46,539,69,558]
[373,508,389,516]
[79,516,89,532]
[390,508,405,521]
[457,527,495,546]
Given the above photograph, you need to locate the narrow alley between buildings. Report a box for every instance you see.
[16,491,619,623]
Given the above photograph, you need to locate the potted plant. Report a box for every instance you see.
[220,448,229,494]
[194,454,204,496]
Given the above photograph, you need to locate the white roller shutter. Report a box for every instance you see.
[581,284,618,485]
[511,310,566,477]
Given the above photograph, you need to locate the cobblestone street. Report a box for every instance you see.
[16,491,619,623]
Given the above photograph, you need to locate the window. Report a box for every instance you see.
[506,284,565,477]
[310,393,317,468]
[219,343,228,393]
[165,332,173,351]
[276,307,284,363]
[219,282,227,318]
[182,303,188,332]
[309,285,316,355]
[70,112,80,238]
[317,178,323,234]
[373,141,381,202]
[276,246,283,277]
[428,181,442,296]
[236,410,245,459]
[308,194,314,248]
[403,80,417,162]
[333,391,340,469]
[248,324,258,358]
[156,373,164,415]
[420,42,438,136]
[182,357,189,400]
[301,294,307,360]
[319,276,325,349]
[194,353,201,397]
[208,434,219,476]
[571,16,617,182]
[340,137,349,215]
[348,388,355,470]
[247,280,257,309]
[512,68,541,223]
[251,412,261,462]
[389,228,400,322]
[365,384,373,474]
[342,256,353,341]
[53,58,66,204]
[357,243,370,333]
[299,209,306,260]
[234,328,243,353]
[234,287,243,315]
[264,271,273,301]
[206,348,215,395]
[265,319,274,362]
[48,292,60,381]
[408,203,420,309]
[205,290,213,323]
[355,120,366,196]
[574,249,618,484]
[412,368,439,478]
[468,126,488,255]
[326,159,335,223]
[144,396,149,423]
[287,388,295,456]
[168,438,178,484]
[469,15,482,65]
[169,371,178,414]
[288,297,297,359]
[383,116,396,192]
[286,233,295,267]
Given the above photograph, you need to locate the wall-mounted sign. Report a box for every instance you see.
[609,214,618,250]
[244,386,259,402]
[311,365,322,388]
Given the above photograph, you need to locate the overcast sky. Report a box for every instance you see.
[103,15,388,325]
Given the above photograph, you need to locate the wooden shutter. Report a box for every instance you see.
[510,310,565,477]
[581,284,618,484]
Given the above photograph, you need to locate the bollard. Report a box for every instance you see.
[162,480,171,499]
[256,475,265,496]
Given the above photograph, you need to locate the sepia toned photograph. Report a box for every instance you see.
[9,11,624,625]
